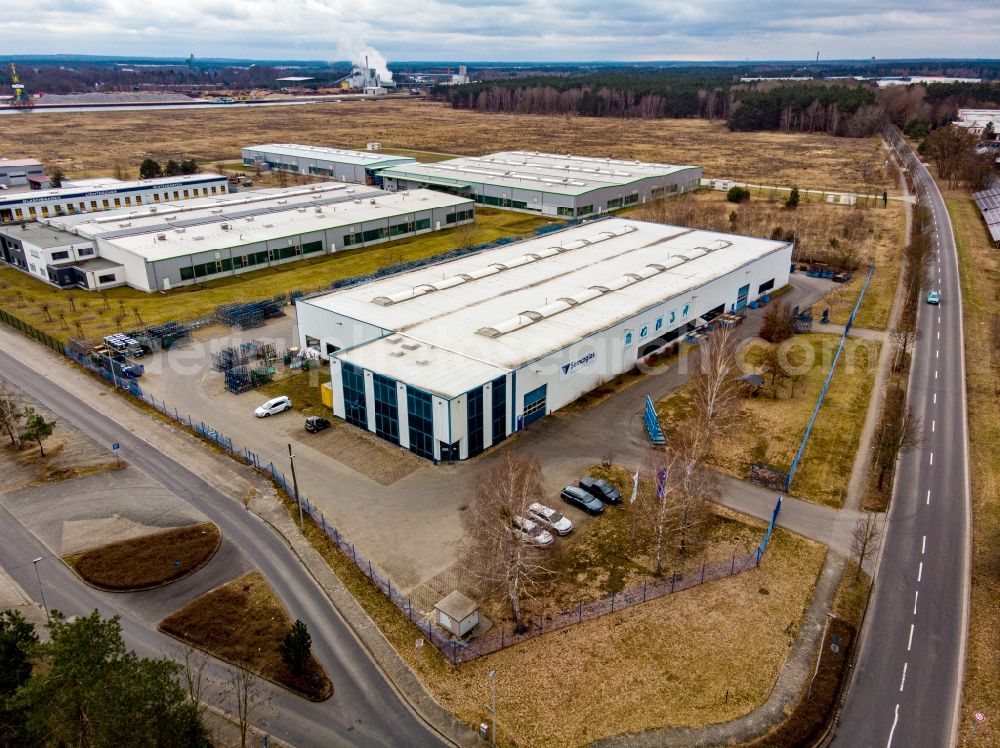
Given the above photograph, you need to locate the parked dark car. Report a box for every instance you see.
[579,476,622,505]
[560,486,604,515]
[304,416,331,433]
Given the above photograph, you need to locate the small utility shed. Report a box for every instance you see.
[435,591,480,637]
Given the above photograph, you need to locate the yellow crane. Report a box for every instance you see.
[8,63,34,108]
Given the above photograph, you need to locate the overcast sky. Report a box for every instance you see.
[2,0,998,63]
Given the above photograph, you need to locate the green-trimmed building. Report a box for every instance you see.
[377,151,702,217]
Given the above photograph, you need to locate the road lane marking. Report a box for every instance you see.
[929,452,934,465]
[887,703,900,747]
[938,315,941,324]
[900,662,908,692]
[932,420,936,432]
[926,489,931,505]
[918,562,923,582]
[922,535,926,554]
[908,623,915,651]
[933,393,937,404]
[937,331,940,340]
[935,370,939,380]
[914,590,919,615]
[936,349,939,359]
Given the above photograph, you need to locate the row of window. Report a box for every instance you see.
[342,218,432,247]
[467,386,484,458]
[6,184,224,221]
[444,209,475,224]
[624,304,692,348]
[177,241,323,281]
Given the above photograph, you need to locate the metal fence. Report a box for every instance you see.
[57,332,784,666]
[0,308,64,353]
[751,264,876,492]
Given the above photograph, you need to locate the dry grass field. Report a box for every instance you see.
[67,522,221,590]
[0,208,548,342]
[160,571,333,701]
[948,195,1000,747]
[657,335,879,507]
[635,189,905,330]
[1,100,891,192]
[279,466,825,745]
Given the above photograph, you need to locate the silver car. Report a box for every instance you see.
[527,502,574,536]
[511,515,555,548]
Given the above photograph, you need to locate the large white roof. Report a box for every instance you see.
[97,189,472,262]
[242,143,417,169]
[378,151,699,197]
[48,182,384,237]
[308,218,790,397]
[0,173,225,206]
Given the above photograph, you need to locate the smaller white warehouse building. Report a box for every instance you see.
[297,218,792,461]
[9,182,473,291]
[240,144,417,185]
[378,151,702,217]
[0,173,229,224]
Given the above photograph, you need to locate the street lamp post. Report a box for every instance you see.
[487,669,497,747]
[288,443,303,530]
[32,557,50,623]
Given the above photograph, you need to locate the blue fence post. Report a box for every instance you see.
[611,591,615,612]
[387,578,391,602]
[701,564,706,583]
[351,544,356,563]
[643,581,647,602]
[671,573,676,593]
[408,597,413,621]
[368,560,372,579]
[731,556,736,574]
[451,640,457,665]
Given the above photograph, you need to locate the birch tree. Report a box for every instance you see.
[462,452,549,632]
[688,326,743,454]
[0,380,24,448]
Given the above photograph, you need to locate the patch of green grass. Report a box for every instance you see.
[258,367,329,416]
[0,208,554,342]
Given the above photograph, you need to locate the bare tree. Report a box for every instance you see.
[759,302,796,343]
[179,645,209,722]
[0,379,24,448]
[889,319,917,371]
[688,326,742,453]
[636,454,681,577]
[462,452,551,632]
[873,405,924,491]
[228,665,265,748]
[759,343,791,399]
[851,513,881,579]
[673,439,718,557]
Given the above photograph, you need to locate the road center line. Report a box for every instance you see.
[932,420,936,433]
[926,489,931,505]
[938,315,941,324]
[887,703,900,747]
[937,331,940,340]
[914,590,919,615]
[900,662,908,692]
[933,393,937,405]
[935,349,939,359]
[918,562,923,582]
[935,370,939,380]
[908,623,915,651]
[922,535,926,554]
[929,452,933,466]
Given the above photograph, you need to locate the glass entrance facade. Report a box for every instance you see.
[372,373,399,445]
[341,362,367,429]
[407,387,434,459]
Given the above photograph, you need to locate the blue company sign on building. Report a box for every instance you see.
[561,351,596,377]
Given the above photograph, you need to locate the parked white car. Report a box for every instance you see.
[254,396,291,417]
[510,515,555,548]
[527,502,574,536]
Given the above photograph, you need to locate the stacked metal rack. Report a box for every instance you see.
[214,296,286,329]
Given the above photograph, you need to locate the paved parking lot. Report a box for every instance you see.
[135,274,836,602]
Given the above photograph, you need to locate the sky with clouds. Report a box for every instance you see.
[2,0,997,62]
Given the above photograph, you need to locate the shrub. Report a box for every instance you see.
[786,186,800,209]
[726,186,751,204]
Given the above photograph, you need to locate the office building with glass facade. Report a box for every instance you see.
[297,218,793,461]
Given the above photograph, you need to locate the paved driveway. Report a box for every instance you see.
[136,274,838,597]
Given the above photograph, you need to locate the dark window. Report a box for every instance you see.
[51,250,70,261]
[407,387,435,459]
[97,273,116,283]
[372,373,399,445]
[606,197,623,210]
[490,376,507,445]
[624,192,639,205]
[341,362,368,430]
[415,218,431,231]
[180,267,194,281]
[758,278,775,294]
[467,386,484,458]
[303,240,324,254]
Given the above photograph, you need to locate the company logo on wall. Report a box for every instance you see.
[561,351,596,377]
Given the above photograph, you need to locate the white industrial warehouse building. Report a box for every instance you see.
[377,151,702,217]
[297,218,792,461]
[240,144,417,185]
[0,182,473,291]
[0,173,229,224]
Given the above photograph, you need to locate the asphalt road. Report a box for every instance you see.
[834,131,971,747]
[0,346,448,748]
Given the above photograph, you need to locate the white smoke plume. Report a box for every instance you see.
[336,41,393,83]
